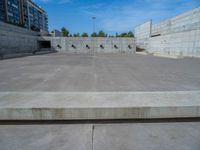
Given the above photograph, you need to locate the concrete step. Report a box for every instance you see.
[0,91,199,120]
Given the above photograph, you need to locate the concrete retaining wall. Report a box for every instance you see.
[0,22,40,36]
[0,22,39,58]
[152,7,200,36]
[149,29,200,57]
[0,21,135,57]
[135,7,200,57]
[135,21,151,50]
[41,37,136,54]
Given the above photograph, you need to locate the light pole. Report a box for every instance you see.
[92,17,96,34]
[92,17,96,55]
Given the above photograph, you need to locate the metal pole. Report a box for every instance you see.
[92,17,96,55]
[92,17,96,34]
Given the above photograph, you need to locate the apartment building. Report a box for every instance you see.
[0,0,48,32]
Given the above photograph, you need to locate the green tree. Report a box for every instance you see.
[61,27,69,37]
[119,31,134,38]
[73,33,80,37]
[127,31,134,37]
[91,32,97,37]
[120,32,128,37]
[81,32,89,37]
[98,30,106,37]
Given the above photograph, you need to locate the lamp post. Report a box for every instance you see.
[92,17,96,55]
[92,17,96,34]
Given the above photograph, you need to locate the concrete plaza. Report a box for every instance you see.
[0,53,200,92]
[0,122,200,150]
[0,53,200,150]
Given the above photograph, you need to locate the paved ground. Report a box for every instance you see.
[0,122,200,150]
[0,53,200,92]
[0,53,200,150]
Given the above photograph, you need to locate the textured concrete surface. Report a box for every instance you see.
[135,21,151,50]
[149,29,200,57]
[151,7,200,36]
[0,22,135,58]
[94,122,200,150]
[0,91,199,120]
[0,122,200,150]
[41,37,136,53]
[0,53,200,92]
[0,124,92,150]
[135,7,200,57]
[0,22,39,57]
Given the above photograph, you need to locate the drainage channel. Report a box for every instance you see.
[1,118,200,125]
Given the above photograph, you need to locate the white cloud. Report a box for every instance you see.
[80,0,200,32]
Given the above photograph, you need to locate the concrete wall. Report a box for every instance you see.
[135,7,200,57]
[0,22,40,58]
[41,37,136,54]
[149,29,200,57]
[135,21,151,50]
[152,7,200,36]
[0,21,135,58]
[0,22,40,36]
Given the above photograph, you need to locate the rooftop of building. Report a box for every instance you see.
[28,0,47,15]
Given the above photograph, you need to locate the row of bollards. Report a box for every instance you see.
[71,44,132,49]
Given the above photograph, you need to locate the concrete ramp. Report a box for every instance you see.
[0,91,199,120]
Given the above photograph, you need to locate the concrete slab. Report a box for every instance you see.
[153,53,184,59]
[0,122,200,150]
[0,53,200,92]
[0,124,92,150]
[136,52,148,55]
[94,122,200,150]
[0,91,199,120]
[0,53,200,120]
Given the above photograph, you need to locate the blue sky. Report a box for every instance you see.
[33,0,200,35]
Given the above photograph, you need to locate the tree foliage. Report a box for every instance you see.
[59,28,134,38]
[61,27,69,37]
[81,32,89,37]
[73,33,80,37]
[118,31,134,38]
[127,31,134,37]
[98,30,107,37]
[91,32,98,37]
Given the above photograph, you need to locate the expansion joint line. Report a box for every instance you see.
[92,125,95,150]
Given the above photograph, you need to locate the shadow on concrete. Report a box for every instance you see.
[1,118,200,125]
[136,47,146,52]
[0,38,58,60]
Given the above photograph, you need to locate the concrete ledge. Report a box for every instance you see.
[0,91,199,120]
[136,52,148,55]
[1,53,33,59]
[0,51,54,60]
[153,53,184,59]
